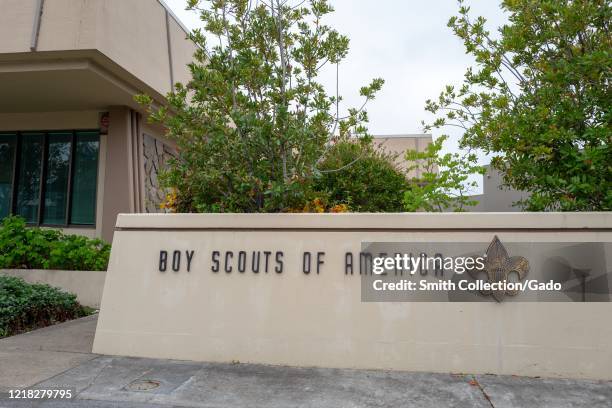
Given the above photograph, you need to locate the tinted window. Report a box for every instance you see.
[2,130,100,227]
[16,133,44,223]
[43,132,72,225]
[0,134,16,219]
[70,132,99,225]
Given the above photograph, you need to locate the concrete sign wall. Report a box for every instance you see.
[93,213,612,379]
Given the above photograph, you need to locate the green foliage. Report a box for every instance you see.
[425,0,611,211]
[0,276,90,338]
[403,136,485,212]
[0,216,110,271]
[137,0,383,213]
[314,141,407,212]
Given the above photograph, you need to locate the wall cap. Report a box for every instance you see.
[115,212,612,231]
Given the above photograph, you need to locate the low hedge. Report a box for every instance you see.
[0,275,91,338]
[0,216,110,271]
[313,141,408,212]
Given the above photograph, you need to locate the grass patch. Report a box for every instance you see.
[0,275,92,338]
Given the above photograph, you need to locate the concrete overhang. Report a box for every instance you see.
[0,50,167,113]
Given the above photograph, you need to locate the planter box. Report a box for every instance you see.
[0,269,106,308]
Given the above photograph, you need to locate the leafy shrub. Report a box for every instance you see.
[425,1,611,211]
[0,276,90,338]
[403,135,485,212]
[138,0,383,213]
[314,141,408,212]
[0,216,110,271]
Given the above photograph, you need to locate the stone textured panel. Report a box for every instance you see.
[143,134,177,213]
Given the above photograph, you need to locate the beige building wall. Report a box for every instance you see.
[372,134,432,178]
[0,0,38,53]
[167,12,196,86]
[101,107,133,242]
[0,111,100,131]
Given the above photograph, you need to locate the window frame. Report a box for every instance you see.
[1,129,100,229]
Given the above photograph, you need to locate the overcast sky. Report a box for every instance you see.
[164,0,509,176]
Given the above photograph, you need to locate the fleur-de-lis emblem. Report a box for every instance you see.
[469,236,530,302]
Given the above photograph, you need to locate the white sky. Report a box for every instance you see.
[164,0,509,190]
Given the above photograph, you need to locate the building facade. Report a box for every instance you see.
[0,0,196,242]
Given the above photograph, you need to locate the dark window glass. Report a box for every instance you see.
[16,133,44,223]
[70,132,99,225]
[0,134,16,219]
[2,130,100,227]
[42,132,72,225]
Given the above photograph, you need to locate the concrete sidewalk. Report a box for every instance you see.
[0,316,611,408]
[0,315,98,394]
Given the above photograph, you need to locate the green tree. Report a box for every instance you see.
[138,0,383,212]
[315,141,407,212]
[403,136,485,212]
[424,0,611,211]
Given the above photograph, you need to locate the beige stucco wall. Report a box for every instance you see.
[94,213,612,380]
[0,269,106,308]
[372,135,432,177]
[89,0,172,94]
[0,111,99,131]
[35,0,98,51]
[0,0,37,53]
[167,12,194,86]
[100,107,132,242]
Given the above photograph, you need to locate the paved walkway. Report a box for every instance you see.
[0,316,611,407]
